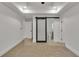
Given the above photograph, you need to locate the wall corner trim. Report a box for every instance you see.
[65,44,79,56]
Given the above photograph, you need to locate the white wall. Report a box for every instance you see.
[62,3,79,56]
[23,21,32,38]
[0,3,24,56]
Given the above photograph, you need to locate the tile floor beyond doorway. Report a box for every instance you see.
[2,38,77,57]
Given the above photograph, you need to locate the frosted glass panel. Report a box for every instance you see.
[38,20,45,41]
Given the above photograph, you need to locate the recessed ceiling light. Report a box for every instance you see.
[23,6,27,9]
[53,6,57,10]
[18,6,32,13]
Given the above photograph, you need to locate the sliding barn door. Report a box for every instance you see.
[36,17,47,42]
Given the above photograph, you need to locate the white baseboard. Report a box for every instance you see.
[0,37,24,56]
[53,40,64,43]
[65,44,79,56]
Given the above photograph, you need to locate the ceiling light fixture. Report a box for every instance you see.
[23,2,27,10]
[53,6,57,10]
[41,2,45,4]
[23,6,27,10]
[23,6,27,9]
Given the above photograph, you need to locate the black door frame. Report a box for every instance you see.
[35,17,60,43]
[36,17,47,43]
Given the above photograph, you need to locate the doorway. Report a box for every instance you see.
[47,17,61,42]
[36,17,47,42]
[47,18,54,41]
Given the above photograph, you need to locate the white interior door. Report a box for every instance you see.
[37,19,46,41]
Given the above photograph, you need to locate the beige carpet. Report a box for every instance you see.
[2,38,78,57]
